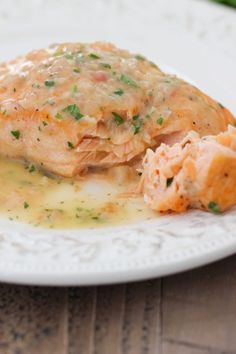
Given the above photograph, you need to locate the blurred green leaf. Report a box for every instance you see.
[212,0,236,7]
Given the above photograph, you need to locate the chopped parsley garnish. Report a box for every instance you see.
[120,74,139,88]
[73,68,80,73]
[100,63,111,69]
[32,83,40,89]
[64,52,74,59]
[149,61,158,68]
[28,164,36,173]
[166,177,174,187]
[53,50,63,57]
[133,121,141,135]
[24,202,29,209]
[135,54,145,61]
[112,112,124,125]
[42,121,48,126]
[208,201,221,214]
[92,216,100,220]
[55,113,63,120]
[13,87,17,92]
[88,53,100,59]
[11,130,20,140]
[62,104,83,121]
[113,89,124,96]
[218,102,225,109]
[145,114,151,119]
[132,115,142,135]
[71,85,78,96]
[67,141,75,149]
[157,116,164,125]
[44,80,55,87]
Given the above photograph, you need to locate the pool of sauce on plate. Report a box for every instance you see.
[0,157,155,229]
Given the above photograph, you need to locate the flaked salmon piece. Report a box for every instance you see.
[0,42,235,177]
[142,125,236,213]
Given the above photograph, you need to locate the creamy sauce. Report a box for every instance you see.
[0,157,155,229]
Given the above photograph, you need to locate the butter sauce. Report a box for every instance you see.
[0,157,155,229]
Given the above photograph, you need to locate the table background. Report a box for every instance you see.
[0,255,236,354]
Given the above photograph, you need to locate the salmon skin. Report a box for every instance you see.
[142,126,236,214]
[0,42,234,177]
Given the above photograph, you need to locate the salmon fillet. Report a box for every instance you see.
[142,125,236,213]
[0,42,234,177]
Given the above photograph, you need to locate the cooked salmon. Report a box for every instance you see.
[0,42,234,177]
[142,125,236,213]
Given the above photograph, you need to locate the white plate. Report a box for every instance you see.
[0,0,236,286]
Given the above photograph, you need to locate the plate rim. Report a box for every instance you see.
[0,229,236,286]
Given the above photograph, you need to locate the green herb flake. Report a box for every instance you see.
[62,104,83,121]
[100,63,111,69]
[73,68,80,73]
[157,116,164,125]
[55,113,63,120]
[112,112,124,125]
[92,216,100,221]
[208,201,221,214]
[132,115,142,135]
[13,87,17,92]
[149,61,158,68]
[88,53,100,60]
[44,80,55,87]
[32,83,40,89]
[120,74,139,88]
[71,84,78,96]
[133,123,141,135]
[42,121,48,126]
[11,130,20,140]
[64,52,74,60]
[166,177,174,187]
[67,141,75,149]
[135,54,145,61]
[24,202,29,209]
[53,51,63,57]
[28,164,36,173]
[218,102,225,109]
[113,89,124,96]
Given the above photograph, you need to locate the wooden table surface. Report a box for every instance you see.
[0,255,236,354]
